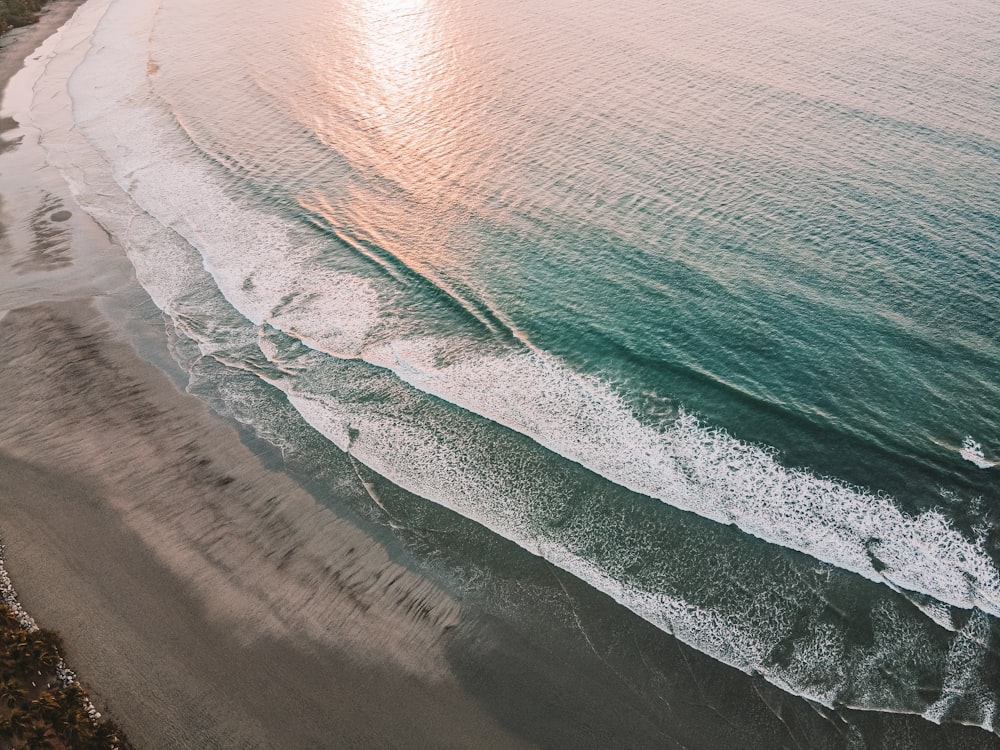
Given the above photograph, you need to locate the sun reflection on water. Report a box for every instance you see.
[348,0,442,137]
[320,0,461,191]
[302,0,494,290]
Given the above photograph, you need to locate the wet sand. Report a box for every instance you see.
[3,5,1000,750]
[0,301,533,749]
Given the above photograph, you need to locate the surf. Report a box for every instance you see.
[16,0,1000,731]
[41,0,1000,625]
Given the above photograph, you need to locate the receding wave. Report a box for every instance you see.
[17,0,1000,730]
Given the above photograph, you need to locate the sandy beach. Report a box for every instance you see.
[0,6,525,747]
[0,300,535,748]
[2,4,999,750]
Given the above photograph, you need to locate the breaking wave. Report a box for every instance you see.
[12,0,999,730]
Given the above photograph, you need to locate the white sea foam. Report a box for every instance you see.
[30,0,1000,622]
[280,383,996,727]
[68,21,380,360]
[361,339,1000,618]
[961,436,996,469]
[89,103,1000,619]
[924,610,997,729]
[35,0,1000,626]
[19,0,1000,729]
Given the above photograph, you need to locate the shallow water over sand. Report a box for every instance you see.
[6,0,999,742]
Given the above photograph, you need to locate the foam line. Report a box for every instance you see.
[276,380,997,729]
[16,0,1000,730]
[47,0,1000,622]
[361,339,1000,618]
[961,436,996,469]
[32,0,1000,621]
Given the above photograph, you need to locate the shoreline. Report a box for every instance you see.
[0,6,528,745]
[0,12,697,742]
[0,3,130,747]
[0,300,527,748]
[1,2,998,749]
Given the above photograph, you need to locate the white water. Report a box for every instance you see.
[28,0,1000,624]
[11,0,999,729]
[962,437,997,470]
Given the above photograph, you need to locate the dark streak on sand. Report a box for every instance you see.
[16,193,72,271]
[4,4,1000,750]
[0,302,528,749]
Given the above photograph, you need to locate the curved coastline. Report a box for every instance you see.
[0,5,525,747]
[0,1,998,749]
[0,5,129,748]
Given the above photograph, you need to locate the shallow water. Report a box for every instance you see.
[12,0,1000,735]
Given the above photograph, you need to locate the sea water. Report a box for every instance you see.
[15,0,1000,733]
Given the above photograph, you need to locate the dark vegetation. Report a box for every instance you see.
[0,605,132,750]
[0,0,47,36]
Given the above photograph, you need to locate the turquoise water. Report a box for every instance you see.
[145,0,1000,499]
[24,0,1000,734]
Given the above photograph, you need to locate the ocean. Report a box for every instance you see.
[14,0,1000,739]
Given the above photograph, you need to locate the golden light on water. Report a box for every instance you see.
[296,0,530,302]
[322,0,455,179]
[303,0,482,279]
[349,0,437,128]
